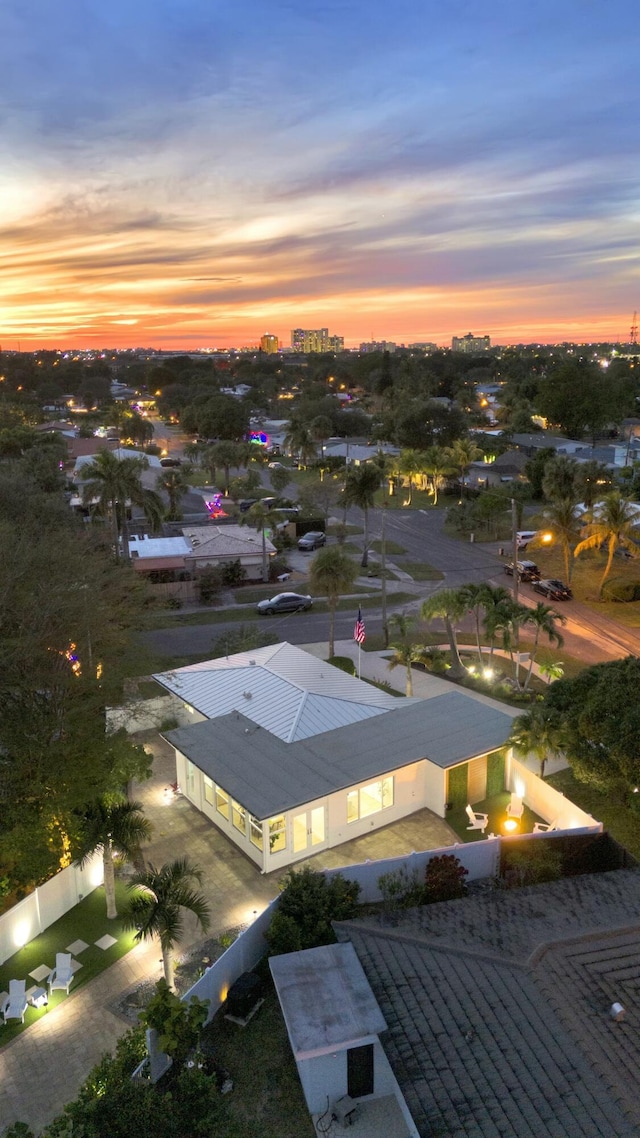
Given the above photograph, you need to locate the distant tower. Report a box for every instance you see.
[260,333,279,354]
[630,311,638,346]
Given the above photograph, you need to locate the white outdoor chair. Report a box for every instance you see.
[533,819,558,833]
[465,804,488,833]
[48,952,74,996]
[1,980,28,1024]
[506,793,524,820]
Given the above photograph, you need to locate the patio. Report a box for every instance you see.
[447,791,547,843]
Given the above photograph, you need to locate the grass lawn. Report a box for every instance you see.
[327,522,363,535]
[447,791,545,841]
[370,538,407,555]
[528,544,640,626]
[547,769,640,860]
[234,583,380,605]
[398,560,445,581]
[0,882,136,1047]
[201,983,314,1138]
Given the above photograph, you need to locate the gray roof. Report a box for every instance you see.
[154,642,403,743]
[335,868,640,1137]
[270,943,387,1058]
[164,690,514,818]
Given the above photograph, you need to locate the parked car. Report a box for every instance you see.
[516,530,537,550]
[256,592,313,615]
[268,461,285,469]
[239,499,259,513]
[298,531,326,551]
[533,578,573,601]
[160,457,182,467]
[504,560,541,582]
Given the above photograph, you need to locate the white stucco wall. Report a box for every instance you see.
[297,1037,395,1115]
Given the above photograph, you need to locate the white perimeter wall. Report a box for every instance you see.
[106,694,200,735]
[0,853,103,966]
[507,757,600,830]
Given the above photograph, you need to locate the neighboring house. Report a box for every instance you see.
[322,868,640,1137]
[270,942,417,1136]
[154,643,515,872]
[181,523,276,580]
[510,432,582,457]
[323,440,399,466]
[129,535,192,574]
[67,437,120,462]
[468,450,528,487]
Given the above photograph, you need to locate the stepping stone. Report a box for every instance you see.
[29,964,52,983]
[66,939,89,955]
[94,934,117,951]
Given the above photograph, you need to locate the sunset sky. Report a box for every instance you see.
[1,0,639,349]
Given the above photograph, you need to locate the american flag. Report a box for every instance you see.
[353,608,366,645]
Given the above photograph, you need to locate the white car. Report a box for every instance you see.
[268,461,285,469]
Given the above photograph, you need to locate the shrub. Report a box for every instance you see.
[328,655,356,675]
[424,854,468,902]
[197,565,224,604]
[140,980,209,1064]
[266,867,360,955]
[377,865,425,910]
[602,577,640,602]
[501,843,562,888]
[219,559,247,587]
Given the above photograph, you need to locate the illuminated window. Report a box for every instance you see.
[249,815,263,850]
[347,777,394,823]
[216,786,229,820]
[186,761,195,796]
[203,776,214,806]
[268,816,286,853]
[232,799,246,833]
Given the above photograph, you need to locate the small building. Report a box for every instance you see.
[155,643,514,873]
[270,942,417,1135]
[129,535,192,573]
[468,450,529,487]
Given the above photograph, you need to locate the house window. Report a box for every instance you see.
[249,815,263,850]
[203,776,214,806]
[347,777,394,823]
[216,785,229,820]
[186,760,195,797]
[268,816,286,853]
[232,799,246,833]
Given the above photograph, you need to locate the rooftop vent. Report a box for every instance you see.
[243,691,252,700]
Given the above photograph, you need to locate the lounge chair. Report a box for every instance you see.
[48,953,74,996]
[506,793,524,820]
[1,980,28,1024]
[465,804,488,833]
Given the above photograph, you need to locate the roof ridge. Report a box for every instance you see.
[334,919,527,971]
[528,921,640,969]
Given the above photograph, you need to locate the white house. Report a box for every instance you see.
[155,644,514,872]
[180,524,277,580]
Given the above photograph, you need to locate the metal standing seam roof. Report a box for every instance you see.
[153,642,404,743]
[164,690,514,818]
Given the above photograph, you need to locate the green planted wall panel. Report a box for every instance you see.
[486,749,506,798]
[447,762,468,809]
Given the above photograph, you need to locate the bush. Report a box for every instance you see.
[377,865,425,910]
[141,980,209,1063]
[220,559,247,587]
[501,843,562,888]
[328,655,356,675]
[424,854,468,902]
[197,565,224,604]
[602,577,640,602]
[266,867,360,955]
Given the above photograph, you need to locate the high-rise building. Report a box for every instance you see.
[359,340,397,353]
[409,341,437,352]
[260,333,279,354]
[290,328,343,353]
[452,332,491,353]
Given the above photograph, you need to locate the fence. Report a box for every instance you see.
[507,757,601,830]
[181,901,277,1024]
[106,694,192,735]
[0,853,103,966]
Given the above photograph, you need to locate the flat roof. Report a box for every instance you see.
[165,690,513,817]
[270,943,387,1058]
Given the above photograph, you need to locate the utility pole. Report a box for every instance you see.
[381,503,388,647]
[511,497,519,608]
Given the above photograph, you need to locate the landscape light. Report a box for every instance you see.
[483,667,494,680]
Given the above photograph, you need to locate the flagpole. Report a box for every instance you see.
[358,640,361,680]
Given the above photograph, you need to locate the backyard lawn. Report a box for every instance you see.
[447,791,547,842]
[0,882,136,1046]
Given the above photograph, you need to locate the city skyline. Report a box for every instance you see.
[1,1,639,350]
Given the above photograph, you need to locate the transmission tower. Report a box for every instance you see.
[631,311,638,345]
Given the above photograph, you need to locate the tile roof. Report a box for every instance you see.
[181,523,276,558]
[334,868,640,1137]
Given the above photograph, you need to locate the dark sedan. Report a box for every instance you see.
[256,592,313,615]
[533,578,573,601]
[297,531,326,551]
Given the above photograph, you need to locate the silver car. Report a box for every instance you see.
[256,592,313,615]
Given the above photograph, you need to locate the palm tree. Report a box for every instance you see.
[122,857,211,990]
[448,438,482,497]
[421,589,467,678]
[343,464,380,562]
[522,602,565,689]
[538,659,565,684]
[284,421,316,468]
[212,441,243,494]
[310,546,358,657]
[242,500,282,583]
[422,446,454,505]
[573,460,613,508]
[485,597,529,683]
[509,705,564,778]
[458,582,492,664]
[157,466,191,521]
[574,492,640,595]
[536,498,581,582]
[387,613,430,696]
[80,451,164,560]
[398,449,424,505]
[480,584,513,658]
[76,797,152,919]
